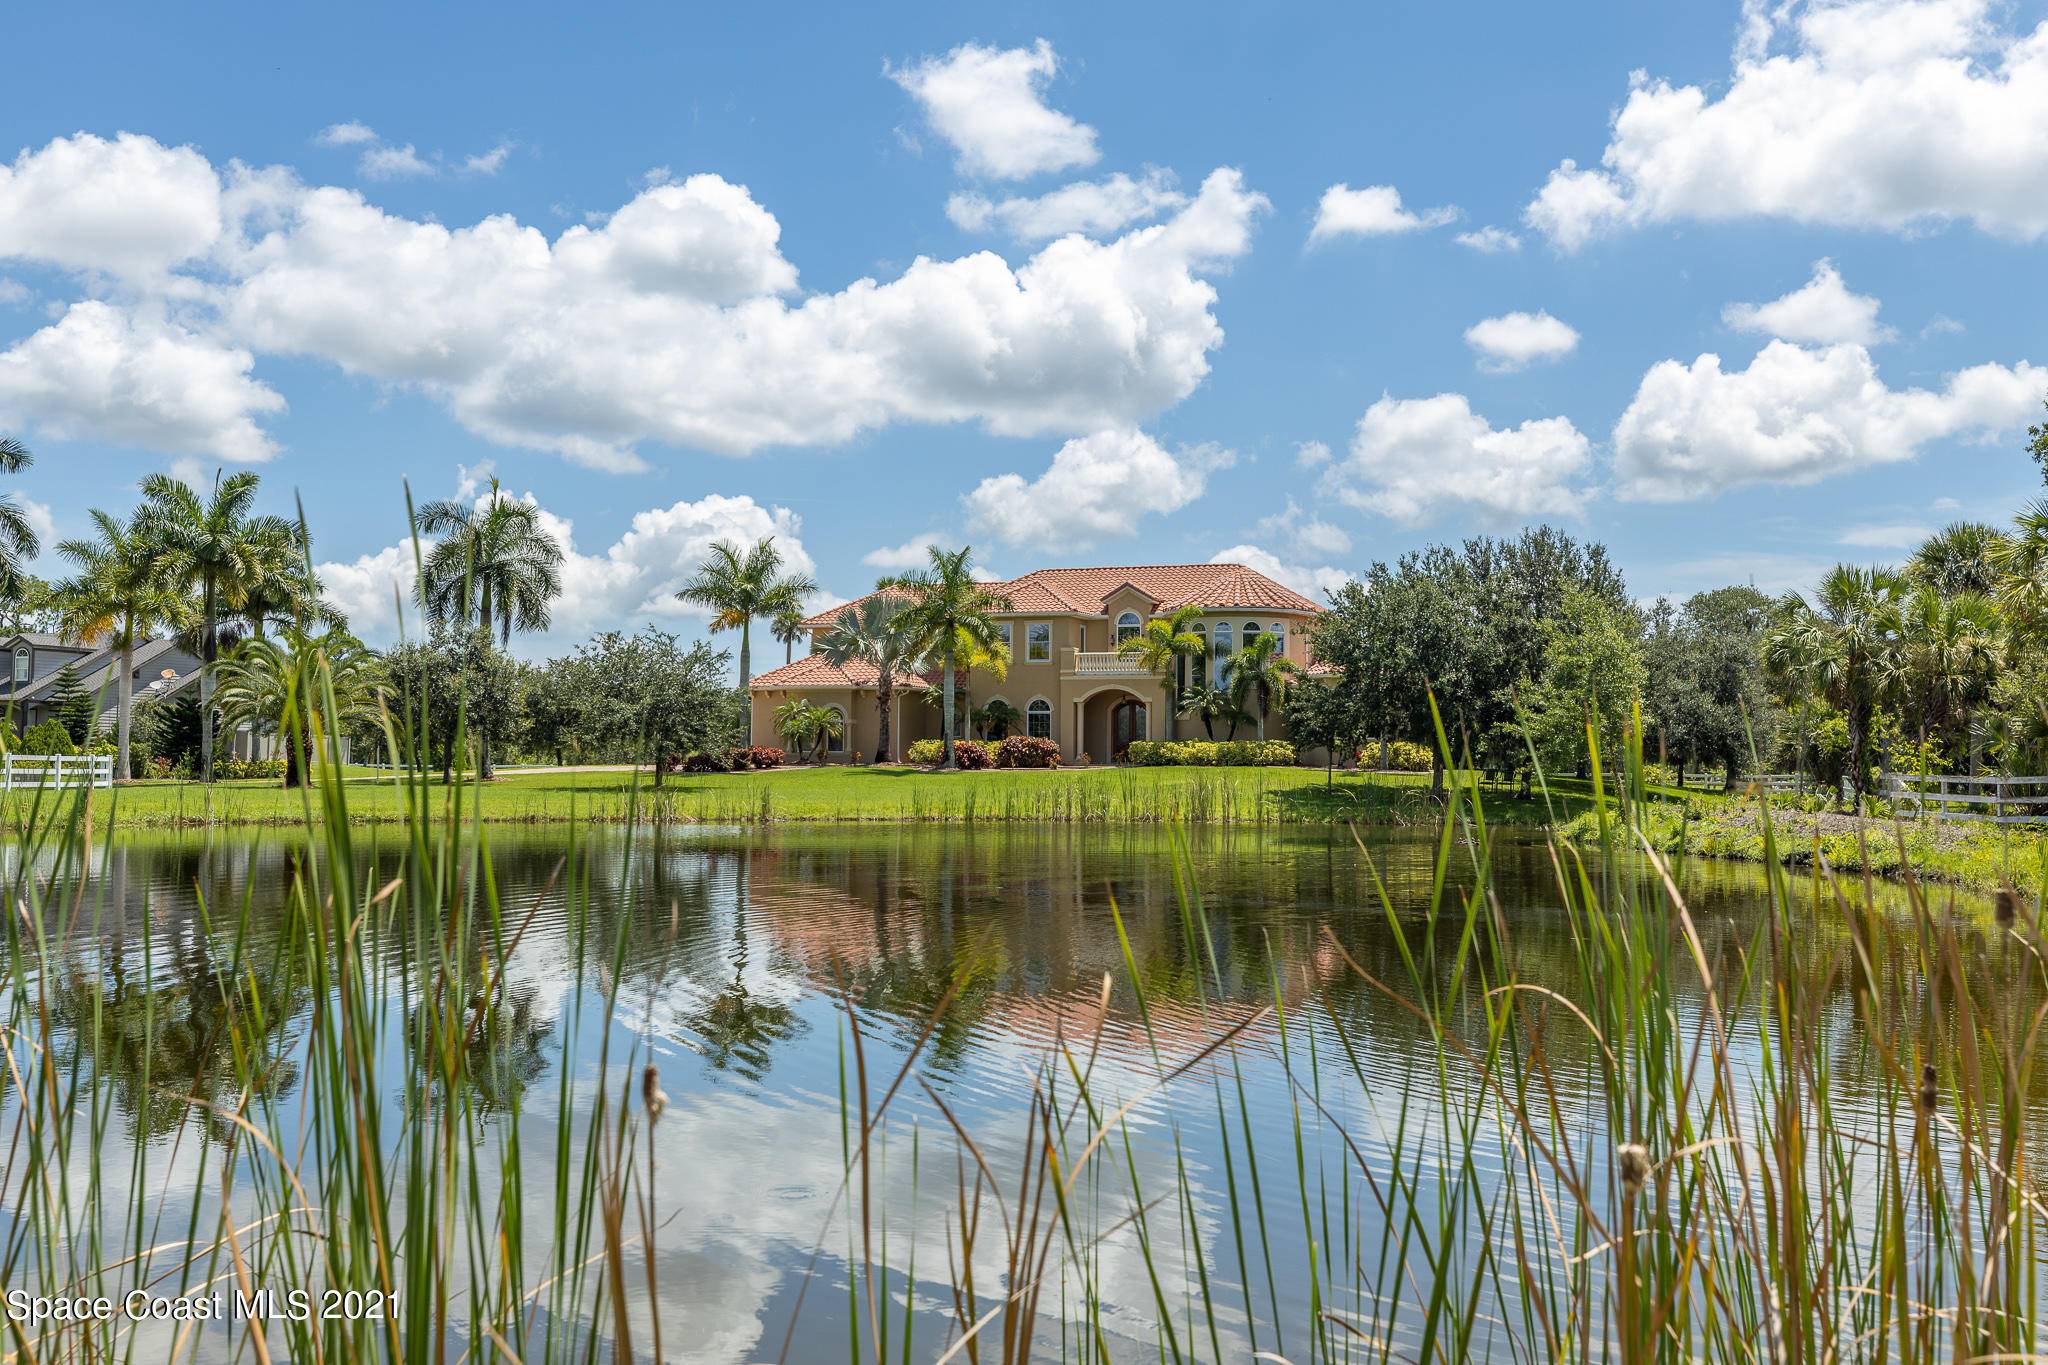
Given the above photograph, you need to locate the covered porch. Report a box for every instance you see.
[1067,684,1158,765]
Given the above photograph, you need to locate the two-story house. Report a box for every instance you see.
[0,632,205,736]
[747,562,1332,764]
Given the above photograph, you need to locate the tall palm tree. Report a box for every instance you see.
[0,437,40,607]
[53,509,192,779]
[675,537,816,688]
[1992,501,2048,628]
[817,597,916,763]
[212,629,384,786]
[1763,564,1906,809]
[1896,586,2000,771]
[880,547,1011,769]
[234,536,344,640]
[771,602,807,667]
[1910,521,2004,599]
[139,470,300,784]
[415,480,564,645]
[1114,605,1205,743]
[1223,629,1299,741]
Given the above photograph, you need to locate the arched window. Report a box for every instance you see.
[1026,698,1052,739]
[825,707,846,753]
[10,647,25,685]
[1242,621,1261,656]
[1211,622,1233,687]
[1115,611,1141,645]
[1272,622,1286,657]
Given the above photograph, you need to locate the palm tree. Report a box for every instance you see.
[234,537,344,640]
[1182,682,1241,741]
[1897,586,2000,772]
[212,630,384,786]
[415,480,564,645]
[139,470,300,784]
[675,538,816,688]
[1910,521,2004,598]
[1763,565,1906,809]
[1992,501,2048,628]
[816,597,916,763]
[53,509,192,779]
[0,437,40,606]
[879,547,1012,769]
[772,697,842,763]
[1114,605,1206,743]
[771,602,807,667]
[1223,630,1300,740]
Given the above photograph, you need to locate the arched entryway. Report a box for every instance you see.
[1074,685,1152,764]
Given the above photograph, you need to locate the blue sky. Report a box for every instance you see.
[3,0,2044,660]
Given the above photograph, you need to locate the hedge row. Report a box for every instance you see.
[1123,740,1297,767]
[904,736,1061,769]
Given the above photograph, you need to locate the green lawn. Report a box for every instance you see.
[15,762,1656,830]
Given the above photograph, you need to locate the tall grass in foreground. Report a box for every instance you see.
[0,648,2041,1362]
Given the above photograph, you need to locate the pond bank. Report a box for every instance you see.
[1566,797,2047,897]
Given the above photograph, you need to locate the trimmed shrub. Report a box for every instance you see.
[994,735,1061,769]
[1359,739,1434,772]
[905,738,994,769]
[736,746,785,769]
[19,720,77,756]
[676,750,736,773]
[1124,739,1295,767]
[215,757,288,781]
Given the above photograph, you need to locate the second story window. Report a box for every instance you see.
[996,622,1013,657]
[11,647,26,685]
[1115,611,1141,645]
[1026,623,1050,663]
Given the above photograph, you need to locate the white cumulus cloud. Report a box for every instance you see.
[318,487,824,655]
[887,39,1100,181]
[1723,259,1893,345]
[946,169,1186,241]
[1526,0,2048,248]
[963,428,1234,551]
[0,301,284,461]
[1327,393,1592,525]
[1455,226,1523,253]
[0,132,222,281]
[1463,310,1580,373]
[862,533,950,571]
[1612,339,2046,500]
[1308,184,1457,243]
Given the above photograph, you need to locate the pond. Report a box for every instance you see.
[1,822,2009,1361]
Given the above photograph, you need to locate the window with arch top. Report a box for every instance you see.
[825,707,846,752]
[1026,698,1052,739]
[1115,611,1141,645]
[1210,622,1233,687]
[11,647,25,686]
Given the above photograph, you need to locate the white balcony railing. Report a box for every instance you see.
[1068,651,1149,676]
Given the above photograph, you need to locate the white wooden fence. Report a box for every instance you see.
[1887,773,2048,826]
[2,753,114,790]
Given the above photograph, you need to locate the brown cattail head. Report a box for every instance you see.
[1996,887,2019,927]
[1919,1063,1939,1113]
[1617,1142,1651,1195]
[642,1063,670,1124]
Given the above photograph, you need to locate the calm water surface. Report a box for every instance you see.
[12,823,2000,1361]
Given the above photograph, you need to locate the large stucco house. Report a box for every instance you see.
[747,562,1332,764]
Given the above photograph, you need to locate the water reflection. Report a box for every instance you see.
[14,823,1996,1362]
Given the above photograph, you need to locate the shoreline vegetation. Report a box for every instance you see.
[30,761,2046,894]
[8,659,2044,1360]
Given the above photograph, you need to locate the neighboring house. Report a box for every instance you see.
[748,562,1335,764]
[0,633,204,737]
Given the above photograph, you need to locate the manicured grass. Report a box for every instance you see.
[19,762,1667,830]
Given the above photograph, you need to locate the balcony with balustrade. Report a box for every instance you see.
[1062,648,1151,678]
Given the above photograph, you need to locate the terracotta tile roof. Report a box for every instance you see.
[748,655,934,691]
[799,562,1323,629]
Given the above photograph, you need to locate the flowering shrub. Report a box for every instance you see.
[993,736,1061,769]
[1124,740,1296,767]
[905,738,994,768]
[736,746,785,769]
